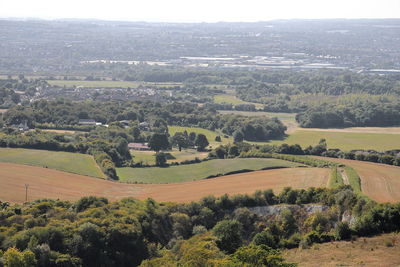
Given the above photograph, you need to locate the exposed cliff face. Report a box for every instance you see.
[248,204,328,217]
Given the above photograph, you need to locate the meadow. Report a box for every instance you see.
[268,130,400,151]
[284,233,400,267]
[0,148,105,178]
[117,158,302,183]
[168,125,233,147]
[132,149,209,165]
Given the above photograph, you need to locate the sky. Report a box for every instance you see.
[0,0,399,22]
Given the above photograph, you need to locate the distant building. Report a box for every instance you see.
[10,120,29,131]
[139,121,150,131]
[128,143,151,151]
[78,119,102,126]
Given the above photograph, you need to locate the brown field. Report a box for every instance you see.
[0,162,329,203]
[0,109,8,113]
[315,157,400,203]
[284,233,400,267]
[41,129,77,134]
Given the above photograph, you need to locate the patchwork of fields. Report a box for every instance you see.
[117,158,302,183]
[315,156,400,203]
[0,148,105,178]
[0,162,328,203]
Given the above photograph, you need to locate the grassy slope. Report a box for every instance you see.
[168,126,233,147]
[117,158,301,183]
[328,166,344,188]
[132,149,210,166]
[0,148,105,178]
[284,233,400,267]
[269,130,400,151]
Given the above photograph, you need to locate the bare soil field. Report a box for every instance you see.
[0,109,8,113]
[0,162,328,203]
[315,157,400,203]
[284,233,400,267]
[41,129,77,134]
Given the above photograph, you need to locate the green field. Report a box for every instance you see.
[218,110,297,128]
[0,148,106,178]
[168,126,233,147]
[47,80,181,88]
[117,158,301,183]
[268,130,400,151]
[214,94,264,108]
[132,149,209,165]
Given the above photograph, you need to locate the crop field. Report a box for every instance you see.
[0,162,328,204]
[47,80,181,88]
[314,156,400,203]
[133,167,329,202]
[0,148,105,178]
[117,158,302,183]
[168,125,233,147]
[284,233,400,267]
[0,162,138,203]
[269,130,400,151]
[0,109,8,113]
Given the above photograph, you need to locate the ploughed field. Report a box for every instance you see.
[0,148,105,178]
[315,156,400,203]
[0,162,329,203]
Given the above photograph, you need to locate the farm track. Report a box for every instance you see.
[315,157,400,203]
[0,162,329,203]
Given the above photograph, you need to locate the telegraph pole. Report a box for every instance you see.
[25,184,29,202]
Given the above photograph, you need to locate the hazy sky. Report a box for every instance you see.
[1,0,399,22]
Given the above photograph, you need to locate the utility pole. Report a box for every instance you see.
[25,184,29,202]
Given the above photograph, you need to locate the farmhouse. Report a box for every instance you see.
[128,143,151,151]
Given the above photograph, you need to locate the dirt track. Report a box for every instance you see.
[315,157,400,203]
[0,162,329,203]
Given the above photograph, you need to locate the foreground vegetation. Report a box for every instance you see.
[0,148,105,178]
[0,185,399,266]
[117,158,300,183]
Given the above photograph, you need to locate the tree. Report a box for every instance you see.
[195,134,209,151]
[171,132,188,151]
[215,136,222,142]
[155,152,167,167]
[149,133,169,152]
[3,247,36,267]
[233,130,244,143]
[212,220,243,254]
[228,145,239,157]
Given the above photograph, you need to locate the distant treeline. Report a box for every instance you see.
[3,100,286,142]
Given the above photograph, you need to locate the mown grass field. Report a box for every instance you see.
[168,126,233,147]
[268,130,400,151]
[284,233,400,267]
[117,158,302,183]
[47,80,181,88]
[0,148,105,178]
